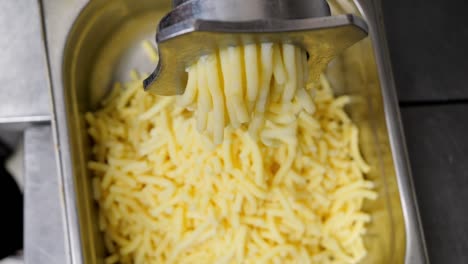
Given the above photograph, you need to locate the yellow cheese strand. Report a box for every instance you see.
[178,43,311,145]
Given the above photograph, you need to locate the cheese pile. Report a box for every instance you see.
[87,54,376,263]
[179,43,314,145]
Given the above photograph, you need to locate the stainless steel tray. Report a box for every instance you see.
[42,0,428,263]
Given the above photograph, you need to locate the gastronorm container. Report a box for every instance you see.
[42,0,428,263]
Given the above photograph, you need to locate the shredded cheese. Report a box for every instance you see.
[179,43,313,145]
[86,42,376,264]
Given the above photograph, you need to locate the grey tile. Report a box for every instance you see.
[383,0,468,101]
[401,104,468,263]
[0,0,51,122]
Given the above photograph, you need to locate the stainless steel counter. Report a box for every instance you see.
[0,0,51,124]
[0,1,65,263]
[24,126,66,264]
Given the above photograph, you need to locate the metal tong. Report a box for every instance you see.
[143,0,368,95]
